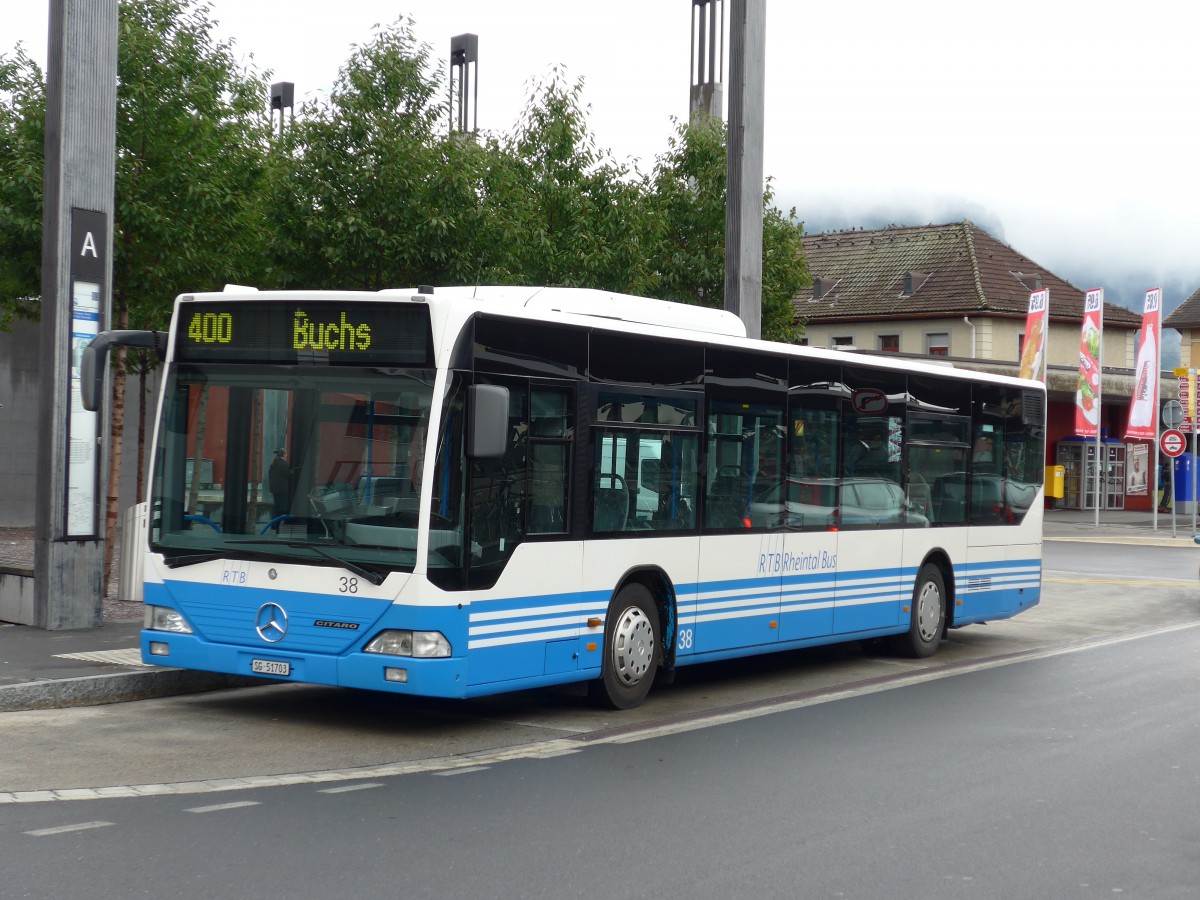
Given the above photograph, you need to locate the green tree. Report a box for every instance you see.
[104,0,273,588]
[115,0,273,330]
[649,117,808,341]
[263,18,455,290]
[1,1,274,589]
[479,70,656,293]
[0,44,45,328]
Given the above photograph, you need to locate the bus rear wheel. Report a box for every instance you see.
[589,584,659,710]
[890,562,945,658]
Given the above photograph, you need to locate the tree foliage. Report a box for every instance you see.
[115,0,272,331]
[647,116,808,341]
[0,0,272,332]
[3,9,808,335]
[478,71,656,293]
[0,44,45,328]
[264,18,455,290]
[1,6,811,588]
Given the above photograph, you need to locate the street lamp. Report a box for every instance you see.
[690,0,724,120]
[270,81,294,141]
[449,34,478,135]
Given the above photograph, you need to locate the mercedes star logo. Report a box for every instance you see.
[255,603,288,643]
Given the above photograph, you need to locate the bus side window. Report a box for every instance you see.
[468,379,527,563]
[528,388,572,534]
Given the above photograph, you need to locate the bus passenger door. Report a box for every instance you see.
[695,402,783,654]
[777,477,838,641]
[833,477,905,633]
[832,389,907,635]
[778,379,840,642]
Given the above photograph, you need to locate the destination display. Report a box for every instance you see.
[174,300,432,366]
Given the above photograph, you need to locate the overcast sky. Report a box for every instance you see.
[8,0,1200,309]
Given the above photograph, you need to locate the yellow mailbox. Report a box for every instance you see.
[1044,464,1065,499]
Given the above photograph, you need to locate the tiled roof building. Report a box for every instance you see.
[790,221,1178,515]
[1164,285,1200,368]
[793,221,1140,368]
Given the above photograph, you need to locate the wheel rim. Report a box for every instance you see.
[916,579,942,642]
[612,607,655,687]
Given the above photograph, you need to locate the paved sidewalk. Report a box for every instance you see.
[0,618,263,712]
[1,507,1196,713]
[1043,507,1200,547]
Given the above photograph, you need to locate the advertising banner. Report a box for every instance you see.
[1127,443,1149,495]
[1074,288,1104,437]
[1124,287,1162,441]
[1018,289,1049,382]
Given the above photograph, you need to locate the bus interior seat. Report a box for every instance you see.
[707,469,747,528]
[908,473,932,519]
[593,487,628,532]
[932,474,966,524]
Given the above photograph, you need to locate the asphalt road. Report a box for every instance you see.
[5,608,1199,898]
[4,537,1200,899]
[2,540,1198,797]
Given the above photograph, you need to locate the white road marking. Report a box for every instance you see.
[434,766,490,776]
[318,783,383,794]
[6,621,1198,805]
[25,821,113,836]
[184,800,261,813]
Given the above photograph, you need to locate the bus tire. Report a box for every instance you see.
[890,562,945,658]
[589,584,659,709]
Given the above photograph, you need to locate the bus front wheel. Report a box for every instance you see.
[589,584,659,710]
[890,562,945,658]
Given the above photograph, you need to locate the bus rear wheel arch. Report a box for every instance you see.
[589,582,661,709]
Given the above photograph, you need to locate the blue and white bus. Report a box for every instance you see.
[83,285,1045,709]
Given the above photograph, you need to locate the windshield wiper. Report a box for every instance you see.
[229,540,386,586]
[162,551,225,569]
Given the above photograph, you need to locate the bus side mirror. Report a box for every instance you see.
[80,330,168,412]
[467,384,509,459]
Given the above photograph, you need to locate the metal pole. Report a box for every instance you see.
[1192,370,1198,537]
[1094,307,1102,528]
[724,0,764,340]
[1170,462,1176,538]
[34,0,118,629]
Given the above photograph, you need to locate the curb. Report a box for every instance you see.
[0,669,271,713]
[1045,534,1197,549]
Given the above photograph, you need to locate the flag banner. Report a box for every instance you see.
[1124,287,1162,441]
[1074,288,1104,437]
[1018,289,1049,381]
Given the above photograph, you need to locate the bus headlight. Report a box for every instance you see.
[364,630,451,658]
[144,605,194,634]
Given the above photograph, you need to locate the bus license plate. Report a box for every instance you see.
[251,658,290,676]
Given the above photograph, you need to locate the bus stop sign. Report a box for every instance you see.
[1161,429,1186,458]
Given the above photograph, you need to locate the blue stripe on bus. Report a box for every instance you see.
[145,556,1040,696]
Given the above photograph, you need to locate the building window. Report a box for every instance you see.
[878,334,899,353]
[797,337,809,346]
[925,332,950,357]
[1017,333,1025,359]
[832,336,854,349]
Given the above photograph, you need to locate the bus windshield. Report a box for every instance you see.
[151,365,440,574]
